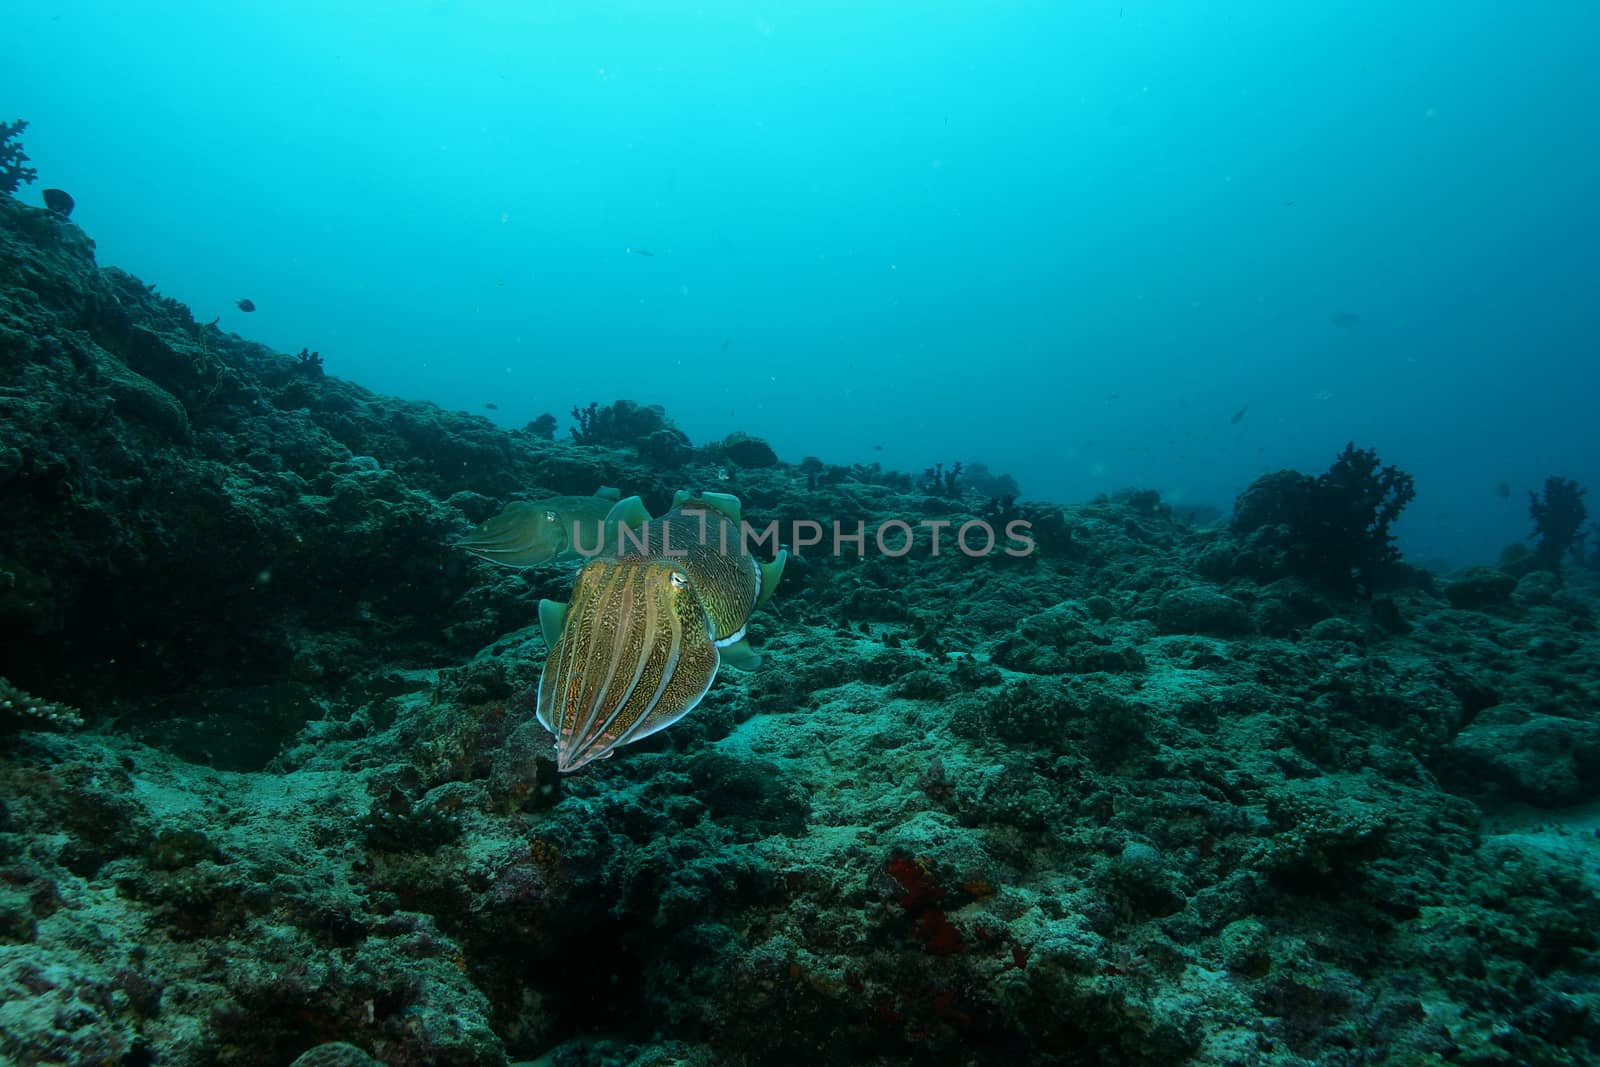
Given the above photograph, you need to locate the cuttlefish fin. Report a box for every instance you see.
[672,489,742,524]
[719,637,762,671]
[539,598,569,649]
[603,495,651,530]
[536,598,570,733]
[599,495,653,556]
[756,548,788,610]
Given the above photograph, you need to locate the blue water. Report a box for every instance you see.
[5,1,1596,567]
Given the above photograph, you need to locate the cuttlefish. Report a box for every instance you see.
[537,490,786,772]
[455,487,627,568]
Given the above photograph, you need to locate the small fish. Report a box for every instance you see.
[235,298,256,312]
[627,247,655,257]
[1331,311,1360,327]
[485,402,498,411]
[536,492,786,771]
[1496,481,1511,499]
[720,339,731,351]
[1230,405,1248,425]
[872,444,883,451]
[42,188,74,218]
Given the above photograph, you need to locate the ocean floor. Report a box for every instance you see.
[4,195,1600,1065]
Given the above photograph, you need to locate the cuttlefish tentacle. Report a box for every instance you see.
[535,493,785,772]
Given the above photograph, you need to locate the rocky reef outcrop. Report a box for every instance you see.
[4,195,1600,1066]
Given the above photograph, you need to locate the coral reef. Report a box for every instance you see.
[3,194,1600,1065]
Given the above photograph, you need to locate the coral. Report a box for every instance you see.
[977,491,1020,529]
[963,461,1020,499]
[525,412,558,439]
[1528,475,1588,571]
[919,461,963,497]
[717,431,779,468]
[569,399,686,451]
[1232,442,1416,594]
[0,119,38,195]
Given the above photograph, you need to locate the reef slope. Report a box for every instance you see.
[3,198,1600,1066]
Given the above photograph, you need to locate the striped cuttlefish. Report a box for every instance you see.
[534,490,786,771]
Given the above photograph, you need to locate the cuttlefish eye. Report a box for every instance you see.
[542,509,571,554]
[670,570,690,591]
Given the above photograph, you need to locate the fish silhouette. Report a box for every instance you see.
[42,188,74,218]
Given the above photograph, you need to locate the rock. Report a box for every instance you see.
[289,1044,384,1067]
[1442,566,1517,609]
[1441,706,1600,805]
[1513,569,1561,608]
[1156,586,1251,636]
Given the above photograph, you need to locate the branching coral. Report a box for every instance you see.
[920,462,963,498]
[0,119,38,195]
[1232,442,1416,594]
[1529,476,1588,572]
[569,399,688,453]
